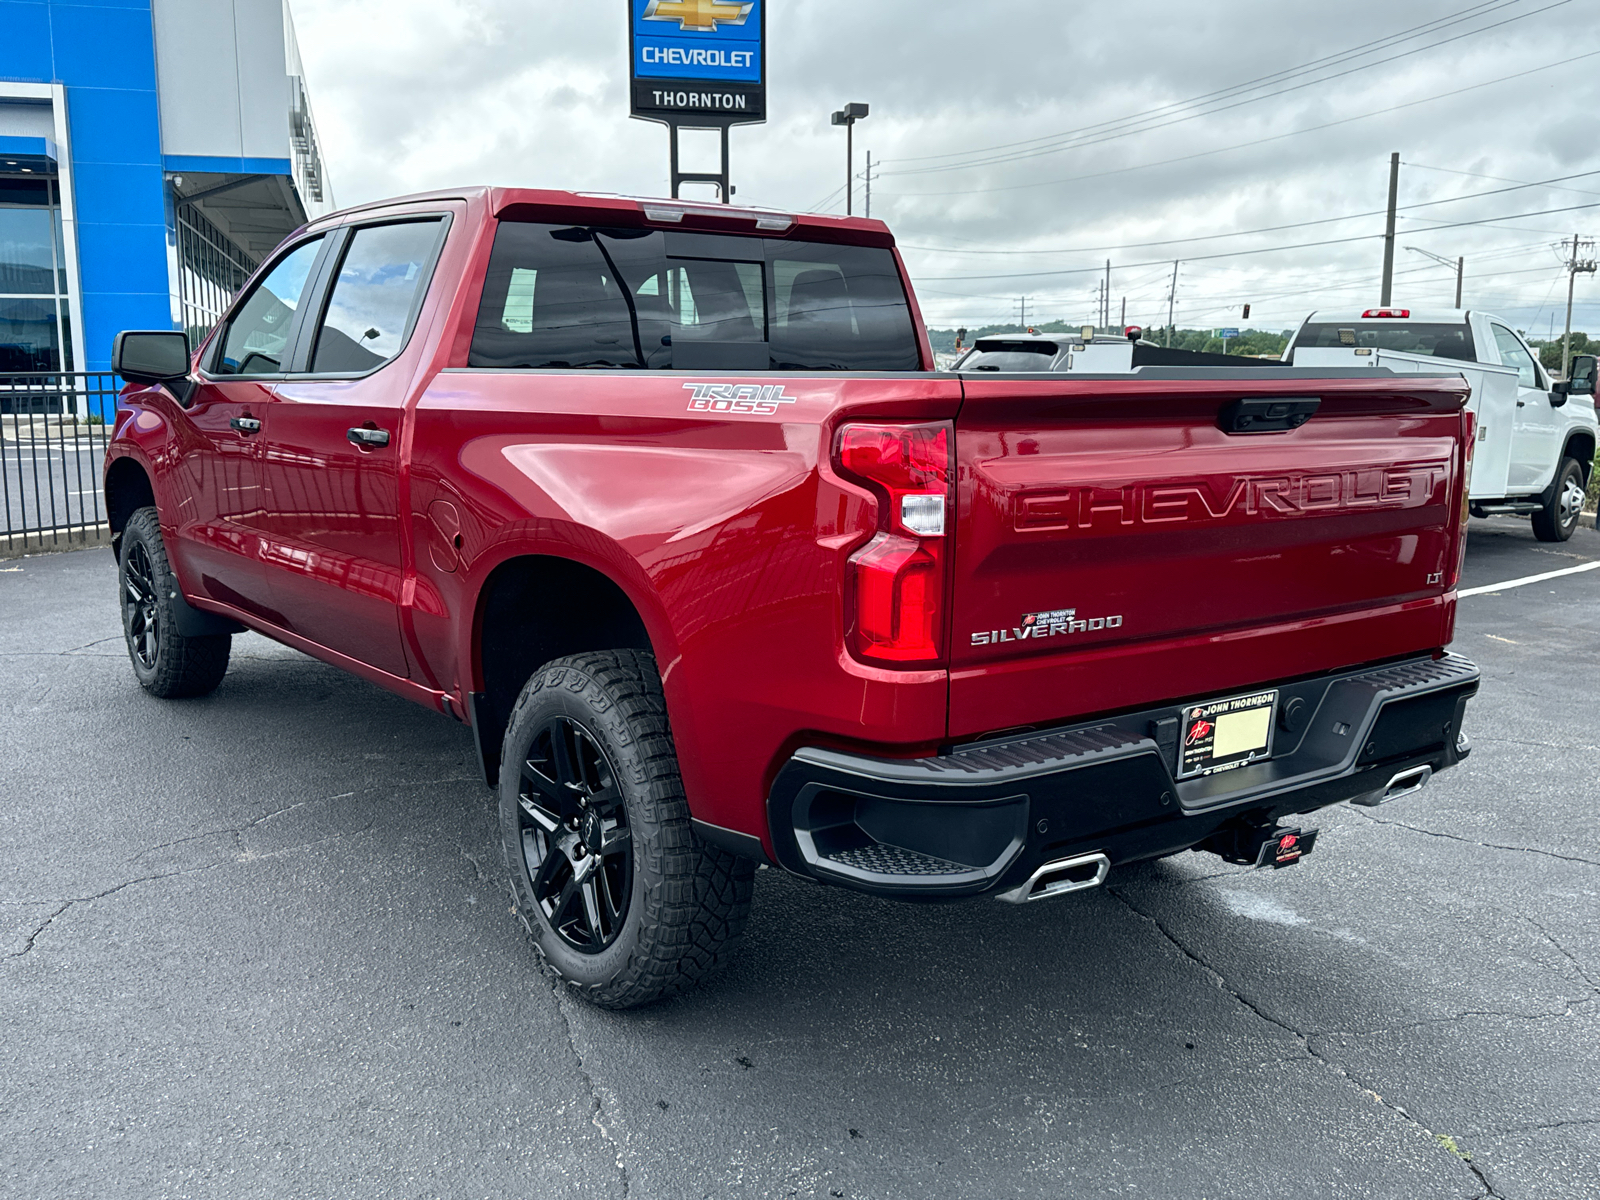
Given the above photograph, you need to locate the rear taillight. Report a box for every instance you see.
[1447,409,1475,590]
[835,422,952,664]
[1361,308,1410,318]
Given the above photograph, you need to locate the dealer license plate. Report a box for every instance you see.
[1177,689,1278,779]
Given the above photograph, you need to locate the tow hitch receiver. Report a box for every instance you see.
[1203,824,1320,869]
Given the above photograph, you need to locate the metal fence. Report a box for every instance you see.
[1,372,120,555]
[176,203,257,342]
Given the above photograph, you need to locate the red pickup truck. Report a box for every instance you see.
[106,188,1479,1008]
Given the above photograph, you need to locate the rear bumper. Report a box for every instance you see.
[765,653,1479,899]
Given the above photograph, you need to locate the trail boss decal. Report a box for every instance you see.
[971,607,1124,647]
[684,383,797,415]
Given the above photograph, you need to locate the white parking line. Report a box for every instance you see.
[1459,560,1600,597]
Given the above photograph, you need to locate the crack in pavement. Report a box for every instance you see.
[0,635,124,658]
[1310,999,1595,1039]
[1480,1117,1600,1136]
[4,827,379,960]
[550,979,631,1199]
[1521,915,1600,995]
[8,902,71,960]
[1345,807,1600,869]
[1108,886,1506,1198]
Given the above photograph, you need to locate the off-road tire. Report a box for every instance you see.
[119,506,231,698]
[499,650,755,1009]
[1531,456,1585,542]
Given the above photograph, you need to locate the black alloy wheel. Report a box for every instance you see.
[117,506,231,698]
[517,715,633,953]
[498,650,755,1008]
[123,539,161,670]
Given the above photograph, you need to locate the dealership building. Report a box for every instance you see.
[0,0,332,379]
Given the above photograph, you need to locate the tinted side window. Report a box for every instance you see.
[768,244,917,370]
[469,223,920,372]
[471,224,641,369]
[1490,324,1539,389]
[310,220,444,373]
[215,237,323,375]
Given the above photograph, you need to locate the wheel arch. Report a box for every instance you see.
[469,552,662,786]
[1564,429,1596,484]
[104,452,156,562]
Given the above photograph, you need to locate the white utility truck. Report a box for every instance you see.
[1285,309,1599,541]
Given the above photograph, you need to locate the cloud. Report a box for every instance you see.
[288,0,1600,334]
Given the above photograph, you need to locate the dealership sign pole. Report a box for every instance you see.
[628,0,766,202]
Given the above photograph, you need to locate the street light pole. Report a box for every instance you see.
[1404,245,1465,309]
[830,102,869,216]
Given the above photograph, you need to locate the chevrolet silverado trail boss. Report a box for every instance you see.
[106,189,1489,1008]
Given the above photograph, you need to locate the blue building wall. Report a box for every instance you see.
[1,0,172,371]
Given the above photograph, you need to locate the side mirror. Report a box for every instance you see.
[113,330,190,386]
[1568,354,1597,396]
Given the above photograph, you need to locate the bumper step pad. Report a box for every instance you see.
[767,653,1479,898]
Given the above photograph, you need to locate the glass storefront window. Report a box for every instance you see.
[0,175,72,372]
[0,206,55,293]
[0,297,62,372]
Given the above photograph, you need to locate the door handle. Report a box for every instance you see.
[347,426,391,448]
[230,416,262,434]
[1516,400,1525,407]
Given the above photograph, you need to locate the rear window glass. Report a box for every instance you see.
[960,340,1061,372]
[469,223,919,371]
[1295,322,1476,362]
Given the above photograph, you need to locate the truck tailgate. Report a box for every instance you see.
[1292,347,1518,501]
[949,372,1468,738]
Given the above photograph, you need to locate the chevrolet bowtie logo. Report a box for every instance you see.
[642,0,753,32]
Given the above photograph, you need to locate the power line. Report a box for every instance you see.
[886,0,1564,178]
[918,200,1600,281]
[882,0,1521,168]
[1406,161,1600,199]
[894,169,1600,258]
[875,50,1600,201]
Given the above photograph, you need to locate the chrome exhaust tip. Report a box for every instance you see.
[1351,763,1434,807]
[1383,764,1432,802]
[995,851,1110,904]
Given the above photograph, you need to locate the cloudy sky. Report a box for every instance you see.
[288,0,1600,337]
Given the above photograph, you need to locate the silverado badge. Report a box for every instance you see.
[971,607,1125,647]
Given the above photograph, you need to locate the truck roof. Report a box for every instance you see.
[306,186,898,248]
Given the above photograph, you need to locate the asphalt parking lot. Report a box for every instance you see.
[3,518,1596,1200]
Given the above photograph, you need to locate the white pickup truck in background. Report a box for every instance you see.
[1285,309,1599,541]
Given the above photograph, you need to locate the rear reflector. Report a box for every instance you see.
[835,423,952,664]
[1361,308,1411,318]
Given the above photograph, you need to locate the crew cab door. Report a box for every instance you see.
[1489,321,1562,492]
[949,372,1465,739]
[175,234,327,623]
[252,214,451,678]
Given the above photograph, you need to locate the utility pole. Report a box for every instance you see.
[864,151,871,219]
[1562,234,1597,379]
[1380,152,1400,306]
[1120,296,1125,328]
[1104,259,1111,328]
[1016,296,1031,330]
[1166,260,1179,347]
